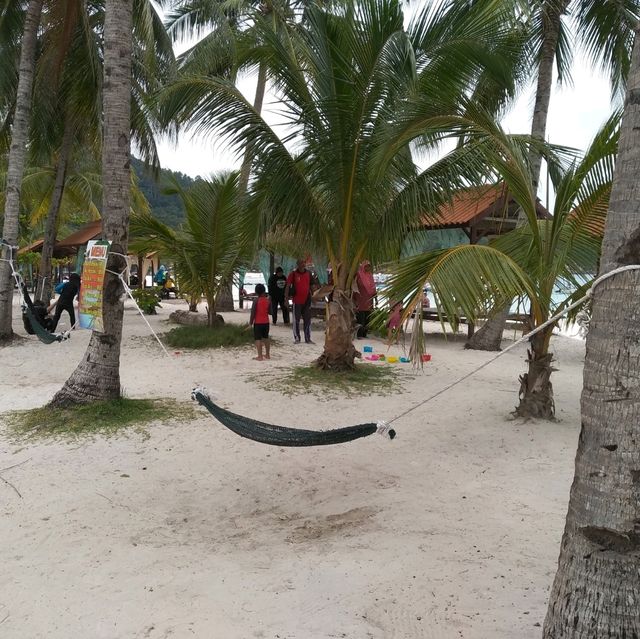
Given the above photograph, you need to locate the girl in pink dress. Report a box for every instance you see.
[387,301,403,343]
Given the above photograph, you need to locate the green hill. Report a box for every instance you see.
[131,157,196,227]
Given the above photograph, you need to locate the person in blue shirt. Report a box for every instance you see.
[48,273,81,331]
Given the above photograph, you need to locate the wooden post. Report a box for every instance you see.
[467,225,477,339]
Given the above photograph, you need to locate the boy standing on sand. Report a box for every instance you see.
[250,283,271,361]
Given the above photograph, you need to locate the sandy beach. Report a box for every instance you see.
[0,292,584,638]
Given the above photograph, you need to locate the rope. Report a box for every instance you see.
[386,264,640,426]
[106,268,172,359]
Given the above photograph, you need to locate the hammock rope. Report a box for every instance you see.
[109,264,640,446]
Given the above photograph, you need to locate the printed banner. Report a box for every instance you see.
[79,240,111,331]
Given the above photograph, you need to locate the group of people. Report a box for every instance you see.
[249,259,391,361]
[153,265,177,298]
[250,259,318,361]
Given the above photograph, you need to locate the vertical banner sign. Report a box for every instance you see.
[79,240,111,331]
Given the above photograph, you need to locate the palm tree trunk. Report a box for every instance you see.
[317,288,358,371]
[529,0,570,190]
[50,0,132,406]
[514,326,555,419]
[0,0,43,341]
[238,61,267,194]
[543,32,640,637]
[465,306,509,351]
[466,0,570,352]
[36,119,76,303]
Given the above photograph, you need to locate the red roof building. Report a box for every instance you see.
[422,183,551,243]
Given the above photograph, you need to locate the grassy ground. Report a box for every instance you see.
[249,363,407,399]
[3,398,196,442]
[164,324,255,349]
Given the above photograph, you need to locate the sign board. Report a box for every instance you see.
[78,240,111,331]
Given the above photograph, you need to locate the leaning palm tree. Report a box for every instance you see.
[130,173,257,326]
[384,110,618,419]
[158,0,526,370]
[543,33,640,637]
[0,0,43,341]
[467,0,640,351]
[50,0,133,406]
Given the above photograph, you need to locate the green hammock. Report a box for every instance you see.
[20,283,69,344]
[192,389,396,447]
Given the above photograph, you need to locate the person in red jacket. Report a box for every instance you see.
[285,259,314,344]
[250,283,271,360]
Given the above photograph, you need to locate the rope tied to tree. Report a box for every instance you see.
[384,263,640,426]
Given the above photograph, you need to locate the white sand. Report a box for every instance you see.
[0,293,584,638]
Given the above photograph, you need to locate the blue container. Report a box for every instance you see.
[363,345,373,353]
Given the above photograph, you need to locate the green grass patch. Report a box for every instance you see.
[249,363,405,399]
[4,398,196,442]
[164,324,255,349]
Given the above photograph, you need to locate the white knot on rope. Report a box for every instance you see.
[192,387,217,401]
[376,420,396,440]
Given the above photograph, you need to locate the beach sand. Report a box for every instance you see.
[0,293,584,638]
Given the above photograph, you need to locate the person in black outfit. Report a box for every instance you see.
[267,266,290,325]
[48,272,81,331]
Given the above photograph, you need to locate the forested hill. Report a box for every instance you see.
[131,157,196,227]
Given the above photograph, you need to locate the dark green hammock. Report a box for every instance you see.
[20,283,68,344]
[192,389,396,447]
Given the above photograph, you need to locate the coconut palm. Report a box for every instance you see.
[130,172,257,326]
[0,0,43,341]
[543,34,640,636]
[28,0,174,302]
[50,0,133,406]
[384,109,618,419]
[466,0,639,351]
[156,0,528,369]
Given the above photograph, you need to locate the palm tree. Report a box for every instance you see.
[157,0,527,370]
[543,33,640,636]
[130,172,257,326]
[28,0,174,303]
[466,0,639,351]
[0,0,43,341]
[384,109,618,418]
[50,0,133,406]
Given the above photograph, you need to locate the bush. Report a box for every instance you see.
[131,286,162,314]
[164,324,254,349]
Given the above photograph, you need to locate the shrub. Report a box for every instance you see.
[131,286,162,314]
[164,324,254,349]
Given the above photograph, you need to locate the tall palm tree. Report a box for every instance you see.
[29,0,174,303]
[0,0,43,341]
[384,110,618,418]
[130,172,257,325]
[50,0,133,406]
[543,32,640,637]
[466,0,640,351]
[157,0,527,369]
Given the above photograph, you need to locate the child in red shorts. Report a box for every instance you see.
[250,284,271,360]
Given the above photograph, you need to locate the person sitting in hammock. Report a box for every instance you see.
[22,299,53,334]
[48,272,81,331]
